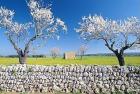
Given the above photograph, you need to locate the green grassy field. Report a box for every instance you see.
[0,56,140,66]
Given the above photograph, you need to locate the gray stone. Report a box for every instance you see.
[104,84,109,89]
[121,85,125,91]
[95,88,100,94]
[0,65,139,93]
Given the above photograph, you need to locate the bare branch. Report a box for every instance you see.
[24,35,39,55]
[120,42,136,52]
[8,35,20,54]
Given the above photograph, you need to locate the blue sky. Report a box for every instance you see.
[0,0,140,55]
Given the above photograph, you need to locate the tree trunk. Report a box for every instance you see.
[19,55,27,64]
[116,54,125,66]
[18,49,27,64]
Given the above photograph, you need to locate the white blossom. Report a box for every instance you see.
[50,47,60,59]
[0,0,67,64]
[76,15,140,50]
[28,0,67,36]
[0,7,31,34]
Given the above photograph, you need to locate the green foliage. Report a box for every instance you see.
[54,92,82,94]
[128,91,137,94]
[111,90,123,94]
[19,92,28,94]
[27,67,33,72]
[11,69,16,76]
[0,88,3,93]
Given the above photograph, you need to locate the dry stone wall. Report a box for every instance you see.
[0,64,139,94]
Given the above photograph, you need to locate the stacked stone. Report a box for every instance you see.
[0,64,139,94]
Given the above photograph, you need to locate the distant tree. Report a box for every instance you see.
[78,45,88,60]
[50,47,60,59]
[0,0,67,64]
[76,15,140,66]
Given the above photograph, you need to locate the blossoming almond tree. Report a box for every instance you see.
[76,15,140,66]
[50,47,60,59]
[78,45,88,60]
[0,0,67,64]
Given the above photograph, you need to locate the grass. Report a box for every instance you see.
[0,56,139,66]
[0,92,81,94]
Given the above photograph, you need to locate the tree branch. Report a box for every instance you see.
[120,42,136,52]
[24,35,39,55]
[8,35,20,54]
[103,39,116,52]
[111,41,115,48]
